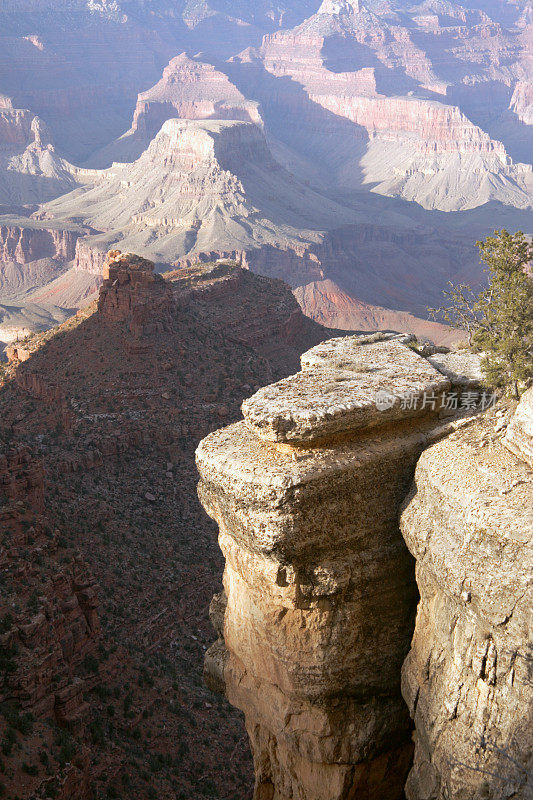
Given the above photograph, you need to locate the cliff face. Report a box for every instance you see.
[400,399,533,799]
[196,335,451,799]
[231,10,532,211]
[0,220,81,265]
[504,386,533,467]
[196,332,532,799]
[132,53,262,136]
[97,250,177,340]
[0,105,78,204]
[510,81,533,126]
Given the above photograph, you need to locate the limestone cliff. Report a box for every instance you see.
[400,397,533,799]
[196,335,452,799]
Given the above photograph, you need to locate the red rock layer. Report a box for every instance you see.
[0,222,81,264]
[97,250,177,339]
[253,31,508,156]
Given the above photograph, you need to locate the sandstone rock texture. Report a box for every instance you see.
[401,414,533,799]
[196,336,451,800]
[504,387,533,467]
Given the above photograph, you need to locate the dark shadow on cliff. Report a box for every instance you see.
[0,260,338,797]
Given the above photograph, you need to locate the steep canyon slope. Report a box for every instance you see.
[0,252,333,798]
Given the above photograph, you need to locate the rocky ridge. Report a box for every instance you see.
[0,250,335,799]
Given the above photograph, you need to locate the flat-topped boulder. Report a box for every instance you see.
[504,386,533,467]
[427,350,484,390]
[242,337,450,443]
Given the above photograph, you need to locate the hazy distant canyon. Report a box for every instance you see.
[0,0,532,341]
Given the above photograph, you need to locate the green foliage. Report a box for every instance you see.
[430,230,533,396]
[474,230,533,395]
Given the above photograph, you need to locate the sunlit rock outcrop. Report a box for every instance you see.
[504,386,533,467]
[401,402,533,799]
[196,335,450,800]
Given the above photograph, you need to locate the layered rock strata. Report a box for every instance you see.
[131,54,262,139]
[0,219,81,265]
[401,408,533,799]
[196,336,451,800]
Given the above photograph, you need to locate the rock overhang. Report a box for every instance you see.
[196,336,451,561]
[241,336,450,443]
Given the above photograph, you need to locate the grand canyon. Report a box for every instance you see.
[0,0,532,344]
[0,2,531,800]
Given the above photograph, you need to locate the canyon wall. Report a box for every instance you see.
[0,220,81,265]
[401,394,533,799]
[74,238,107,275]
[196,335,451,799]
[132,54,262,138]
